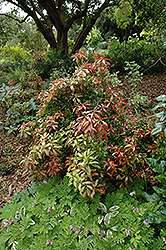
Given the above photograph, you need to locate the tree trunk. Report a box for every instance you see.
[2,0,113,55]
[71,1,110,54]
[36,22,57,49]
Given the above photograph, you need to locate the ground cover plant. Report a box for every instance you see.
[1,176,166,250]
[0,49,166,249]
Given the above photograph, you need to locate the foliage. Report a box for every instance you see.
[114,1,132,30]
[0,15,24,46]
[106,36,166,73]
[20,50,157,198]
[95,0,166,44]
[21,51,123,196]
[142,95,166,225]
[86,26,103,49]
[1,176,166,250]
[0,44,37,85]
[151,95,166,137]
[32,48,75,80]
[0,44,30,63]
[15,20,48,52]
[124,61,149,109]
[131,0,166,28]
[0,0,114,54]
[0,71,49,140]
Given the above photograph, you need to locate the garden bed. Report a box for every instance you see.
[0,71,165,206]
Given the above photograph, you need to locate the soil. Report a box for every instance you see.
[0,72,166,207]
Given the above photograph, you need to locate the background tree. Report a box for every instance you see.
[0,0,121,55]
[96,0,166,42]
[0,16,47,52]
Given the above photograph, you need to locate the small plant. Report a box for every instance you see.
[86,26,103,49]
[124,61,149,109]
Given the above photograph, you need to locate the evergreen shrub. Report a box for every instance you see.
[106,36,166,73]
[20,50,157,198]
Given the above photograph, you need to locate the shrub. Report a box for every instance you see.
[0,45,31,64]
[124,61,149,109]
[86,26,104,49]
[20,50,157,197]
[0,76,44,135]
[143,95,166,225]
[32,49,75,80]
[106,36,166,73]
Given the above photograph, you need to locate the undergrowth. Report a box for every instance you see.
[0,176,166,250]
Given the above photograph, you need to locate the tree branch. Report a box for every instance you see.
[37,0,64,31]
[66,0,91,30]
[71,0,112,53]
[0,13,29,23]
[29,0,52,29]
[144,56,166,71]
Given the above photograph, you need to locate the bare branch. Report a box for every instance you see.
[144,56,166,71]
[0,13,29,23]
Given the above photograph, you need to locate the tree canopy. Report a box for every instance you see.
[96,0,166,41]
[0,0,122,54]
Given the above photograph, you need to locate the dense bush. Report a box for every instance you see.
[1,49,166,249]
[32,49,75,80]
[106,36,166,73]
[19,50,157,198]
[0,75,47,135]
[0,44,32,84]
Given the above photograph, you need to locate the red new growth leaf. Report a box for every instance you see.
[75,109,109,141]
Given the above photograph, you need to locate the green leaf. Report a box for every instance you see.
[107,230,113,237]
[98,202,107,213]
[156,95,166,102]
[104,213,111,225]
[111,226,118,231]
[147,158,158,168]
[152,103,166,111]
[98,216,103,224]
[29,98,37,110]
[108,211,119,218]
[156,111,166,121]
[152,160,166,174]
[160,207,166,216]
[109,206,120,212]
[151,127,162,135]
[142,192,160,202]
[87,235,94,243]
